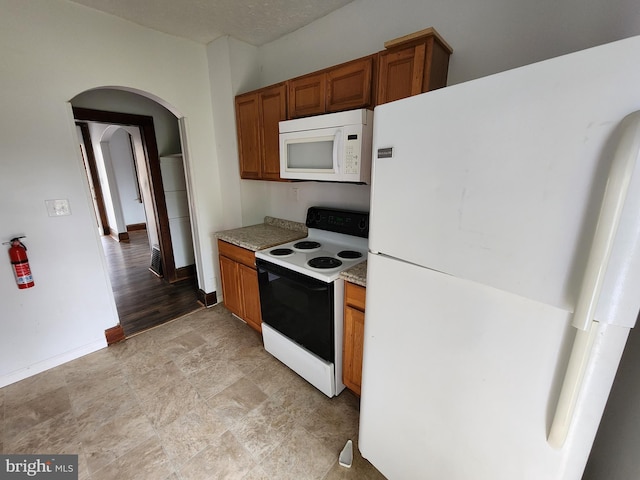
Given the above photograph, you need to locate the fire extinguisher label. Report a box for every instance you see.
[14,262,33,284]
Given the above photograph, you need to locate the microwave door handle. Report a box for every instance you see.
[333,130,342,172]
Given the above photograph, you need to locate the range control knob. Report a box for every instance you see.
[306,210,318,226]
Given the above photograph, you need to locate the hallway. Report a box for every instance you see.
[102,230,201,336]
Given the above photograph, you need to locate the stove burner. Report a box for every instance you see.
[270,248,294,257]
[337,250,363,260]
[294,240,322,250]
[307,256,343,269]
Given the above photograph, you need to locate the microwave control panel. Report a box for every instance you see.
[344,134,361,174]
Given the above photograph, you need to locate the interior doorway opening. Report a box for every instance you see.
[71,88,202,336]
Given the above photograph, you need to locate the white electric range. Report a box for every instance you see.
[255,207,369,397]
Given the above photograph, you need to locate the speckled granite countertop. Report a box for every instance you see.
[340,260,367,287]
[216,216,307,252]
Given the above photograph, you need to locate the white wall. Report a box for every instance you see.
[103,127,146,228]
[210,0,640,228]
[258,0,640,87]
[86,122,119,233]
[0,0,221,386]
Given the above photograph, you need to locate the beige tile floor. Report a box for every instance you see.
[0,305,386,480]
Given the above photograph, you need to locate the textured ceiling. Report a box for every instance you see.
[68,0,355,46]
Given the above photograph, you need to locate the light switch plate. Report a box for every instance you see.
[45,199,71,217]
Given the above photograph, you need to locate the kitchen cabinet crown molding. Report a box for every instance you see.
[384,26,453,53]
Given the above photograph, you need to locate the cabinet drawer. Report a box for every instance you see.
[345,282,366,311]
[217,239,256,269]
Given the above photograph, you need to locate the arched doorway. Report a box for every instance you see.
[72,88,202,337]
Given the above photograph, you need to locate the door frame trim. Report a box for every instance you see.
[76,122,110,236]
[73,107,181,283]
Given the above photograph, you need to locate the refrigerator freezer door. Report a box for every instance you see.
[369,36,640,320]
[359,254,572,479]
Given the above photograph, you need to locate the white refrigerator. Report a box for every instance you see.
[359,35,640,480]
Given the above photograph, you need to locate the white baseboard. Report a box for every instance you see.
[0,339,108,388]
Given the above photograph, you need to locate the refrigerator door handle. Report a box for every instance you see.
[549,110,640,449]
[571,110,640,332]
[548,320,600,449]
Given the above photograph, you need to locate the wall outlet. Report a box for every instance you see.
[291,187,299,201]
[45,199,71,217]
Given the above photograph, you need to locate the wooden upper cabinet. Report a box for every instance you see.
[259,84,287,180]
[235,83,287,180]
[288,56,374,118]
[377,27,453,105]
[235,93,261,179]
[288,71,326,118]
[235,28,452,181]
[327,56,374,112]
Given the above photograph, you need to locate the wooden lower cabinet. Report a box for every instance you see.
[238,263,262,330]
[218,240,262,332]
[343,282,366,396]
[219,254,243,315]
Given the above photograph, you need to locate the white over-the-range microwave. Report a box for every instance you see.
[279,108,373,183]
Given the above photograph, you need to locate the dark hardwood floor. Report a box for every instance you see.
[101,230,201,337]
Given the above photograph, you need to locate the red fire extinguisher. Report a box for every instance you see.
[7,237,34,289]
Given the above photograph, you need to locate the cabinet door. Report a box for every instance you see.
[327,56,373,112]
[288,72,326,118]
[343,305,365,396]
[376,43,426,105]
[259,84,287,180]
[239,263,262,332]
[219,255,242,317]
[235,93,261,179]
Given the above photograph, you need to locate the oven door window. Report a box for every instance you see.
[256,259,334,362]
